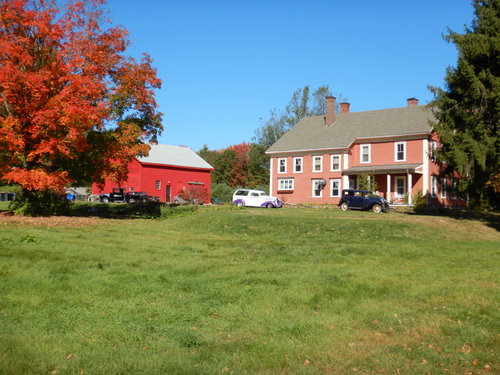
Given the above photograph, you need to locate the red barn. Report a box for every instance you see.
[92,144,213,203]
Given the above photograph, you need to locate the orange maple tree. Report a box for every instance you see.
[0,0,163,194]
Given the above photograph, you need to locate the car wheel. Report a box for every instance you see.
[266,203,274,208]
[128,198,135,203]
[236,201,244,207]
[340,202,348,211]
[102,197,109,203]
[372,204,382,213]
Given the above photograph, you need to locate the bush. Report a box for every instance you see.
[210,183,233,203]
[179,185,209,204]
[11,189,70,217]
[413,190,427,212]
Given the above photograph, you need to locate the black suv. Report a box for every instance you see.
[338,189,389,213]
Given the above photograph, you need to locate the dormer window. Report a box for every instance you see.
[360,144,371,163]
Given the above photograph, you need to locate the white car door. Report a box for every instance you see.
[247,192,261,207]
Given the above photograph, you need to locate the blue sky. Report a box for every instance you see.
[105,0,474,151]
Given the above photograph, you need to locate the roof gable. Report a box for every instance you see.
[138,144,213,170]
[266,105,433,154]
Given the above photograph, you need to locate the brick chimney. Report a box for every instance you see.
[407,97,419,107]
[340,102,350,113]
[325,96,336,125]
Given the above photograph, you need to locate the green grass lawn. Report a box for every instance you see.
[0,207,498,374]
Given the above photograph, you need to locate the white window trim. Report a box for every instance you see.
[330,154,341,172]
[395,141,406,162]
[293,157,303,173]
[431,176,437,197]
[278,178,294,191]
[440,177,447,199]
[278,158,287,174]
[312,155,323,172]
[155,180,161,190]
[360,144,371,164]
[312,179,323,198]
[330,178,341,197]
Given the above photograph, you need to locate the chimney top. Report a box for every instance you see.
[407,97,419,107]
[340,102,350,113]
[325,96,336,126]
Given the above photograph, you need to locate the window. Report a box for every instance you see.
[312,155,323,172]
[331,154,341,171]
[360,144,371,163]
[155,180,161,190]
[129,187,135,192]
[330,179,341,197]
[430,140,437,162]
[293,157,303,173]
[431,176,437,197]
[451,178,457,200]
[278,178,294,191]
[440,178,447,199]
[395,142,406,161]
[312,179,324,198]
[278,158,287,174]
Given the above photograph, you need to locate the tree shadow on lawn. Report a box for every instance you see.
[405,208,500,232]
[0,201,199,220]
[68,201,198,220]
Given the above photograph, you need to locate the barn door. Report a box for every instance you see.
[166,186,171,202]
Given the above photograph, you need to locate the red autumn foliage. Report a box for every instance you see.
[0,0,163,193]
[178,185,209,204]
[228,142,249,187]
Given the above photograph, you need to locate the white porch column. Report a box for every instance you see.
[386,174,391,202]
[343,175,349,191]
[407,173,413,205]
[422,139,429,196]
[269,157,274,194]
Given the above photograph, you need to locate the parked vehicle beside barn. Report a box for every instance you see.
[92,144,213,204]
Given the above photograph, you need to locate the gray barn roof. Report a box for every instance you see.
[138,144,213,170]
[266,105,434,154]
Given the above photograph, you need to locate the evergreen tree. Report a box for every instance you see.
[429,0,499,209]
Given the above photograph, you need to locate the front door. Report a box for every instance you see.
[349,177,356,189]
[166,186,171,202]
[394,176,406,200]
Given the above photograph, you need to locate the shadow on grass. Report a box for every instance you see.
[68,202,199,220]
[406,208,500,232]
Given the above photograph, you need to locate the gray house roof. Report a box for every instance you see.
[266,105,434,154]
[138,144,213,170]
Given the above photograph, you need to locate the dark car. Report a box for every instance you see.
[100,188,126,203]
[338,189,389,213]
[125,191,151,203]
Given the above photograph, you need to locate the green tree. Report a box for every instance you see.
[247,143,269,187]
[429,0,499,210]
[253,85,346,149]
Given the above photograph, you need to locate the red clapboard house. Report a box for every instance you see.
[92,144,213,203]
[265,96,467,208]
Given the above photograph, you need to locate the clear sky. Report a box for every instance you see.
[105,0,474,151]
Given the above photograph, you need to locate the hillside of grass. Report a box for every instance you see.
[0,207,498,374]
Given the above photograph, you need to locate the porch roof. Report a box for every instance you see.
[343,163,423,175]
